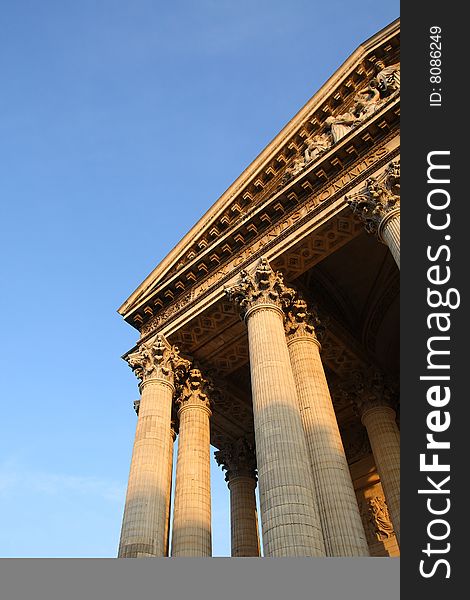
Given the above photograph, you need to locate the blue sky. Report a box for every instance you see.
[0,1,399,557]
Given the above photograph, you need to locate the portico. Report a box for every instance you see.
[117,19,400,558]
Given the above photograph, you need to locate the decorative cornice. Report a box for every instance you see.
[284,297,324,344]
[118,24,400,325]
[224,257,295,320]
[125,334,190,386]
[214,437,257,482]
[135,137,399,341]
[346,159,400,237]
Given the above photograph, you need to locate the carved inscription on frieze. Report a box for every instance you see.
[192,146,390,295]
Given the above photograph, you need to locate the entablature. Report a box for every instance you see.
[118,20,400,328]
[130,111,399,335]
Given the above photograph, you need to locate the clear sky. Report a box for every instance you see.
[0,1,399,557]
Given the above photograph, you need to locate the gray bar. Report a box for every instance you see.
[0,558,399,600]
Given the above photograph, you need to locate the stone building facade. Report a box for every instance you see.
[117,19,400,558]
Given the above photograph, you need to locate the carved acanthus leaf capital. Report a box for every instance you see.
[346,160,400,237]
[346,368,398,419]
[214,437,257,482]
[224,257,295,319]
[284,297,324,342]
[126,334,189,386]
[340,420,372,464]
[175,366,215,413]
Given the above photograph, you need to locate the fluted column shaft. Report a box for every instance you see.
[378,208,400,268]
[228,475,260,557]
[246,303,325,557]
[171,389,212,556]
[287,331,369,556]
[164,425,177,556]
[361,405,400,543]
[118,377,174,557]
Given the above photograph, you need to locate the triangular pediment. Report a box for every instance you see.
[119,18,400,330]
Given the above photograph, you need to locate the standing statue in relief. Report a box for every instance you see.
[368,496,394,540]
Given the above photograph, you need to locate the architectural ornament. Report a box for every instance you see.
[325,111,357,144]
[345,160,400,236]
[340,421,372,463]
[140,292,194,337]
[367,495,395,540]
[284,297,324,341]
[353,83,384,121]
[304,132,333,164]
[347,367,397,418]
[175,366,214,411]
[214,437,257,482]
[126,334,191,385]
[374,60,400,97]
[224,257,296,318]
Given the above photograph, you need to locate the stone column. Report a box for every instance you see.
[351,369,400,543]
[164,418,178,557]
[225,258,326,557]
[347,159,401,268]
[118,335,189,558]
[215,438,260,557]
[285,299,369,556]
[171,368,213,556]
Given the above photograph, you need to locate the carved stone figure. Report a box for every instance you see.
[374,60,400,97]
[283,155,307,182]
[304,132,332,163]
[353,82,383,121]
[325,112,357,143]
[368,496,394,540]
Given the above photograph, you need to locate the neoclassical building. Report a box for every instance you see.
[117,19,400,558]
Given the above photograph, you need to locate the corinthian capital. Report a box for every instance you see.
[346,368,398,419]
[214,437,257,482]
[224,257,296,318]
[284,297,324,342]
[125,334,190,386]
[176,366,214,413]
[346,160,400,237]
